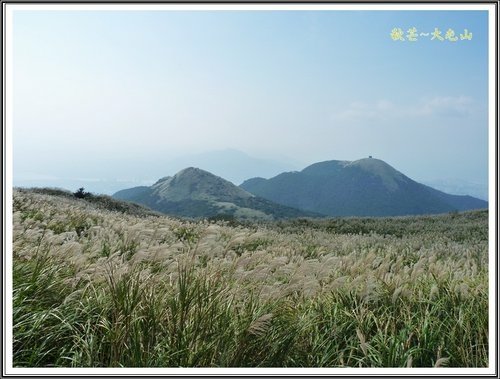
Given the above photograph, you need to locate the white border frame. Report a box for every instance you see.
[3,2,497,377]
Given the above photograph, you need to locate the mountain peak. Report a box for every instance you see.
[176,167,208,176]
[346,158,403,191]
[300,160,350,176]
[113,167,318,220]
[348,157,394,169]
[151,167,252,202]
[240,157,487,217]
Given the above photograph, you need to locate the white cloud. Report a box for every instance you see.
[332,96,477,122]
[334,99,396,121]
[415,96,474,118]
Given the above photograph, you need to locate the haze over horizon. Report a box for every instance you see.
[11,7,490,199]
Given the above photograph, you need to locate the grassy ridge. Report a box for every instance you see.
[12,189,488,367]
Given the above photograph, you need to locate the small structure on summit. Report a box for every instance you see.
[369,155,373,158]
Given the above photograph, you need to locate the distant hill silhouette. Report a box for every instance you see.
[240,158,488,217]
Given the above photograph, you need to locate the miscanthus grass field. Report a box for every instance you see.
[12,188,488,368]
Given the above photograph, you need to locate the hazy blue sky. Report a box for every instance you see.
[12,8,490,194]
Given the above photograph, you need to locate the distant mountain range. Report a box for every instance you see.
[113,157,487,219]
[113,167,319,221]
[240,158,488,217]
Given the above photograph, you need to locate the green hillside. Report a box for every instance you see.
[241,158,488,217]
[114,167,320,220]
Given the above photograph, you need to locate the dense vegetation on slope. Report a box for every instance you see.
[241,158,487,217]
[13,189,488,368]
[114,167,321,220]
[26,187,161,217]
